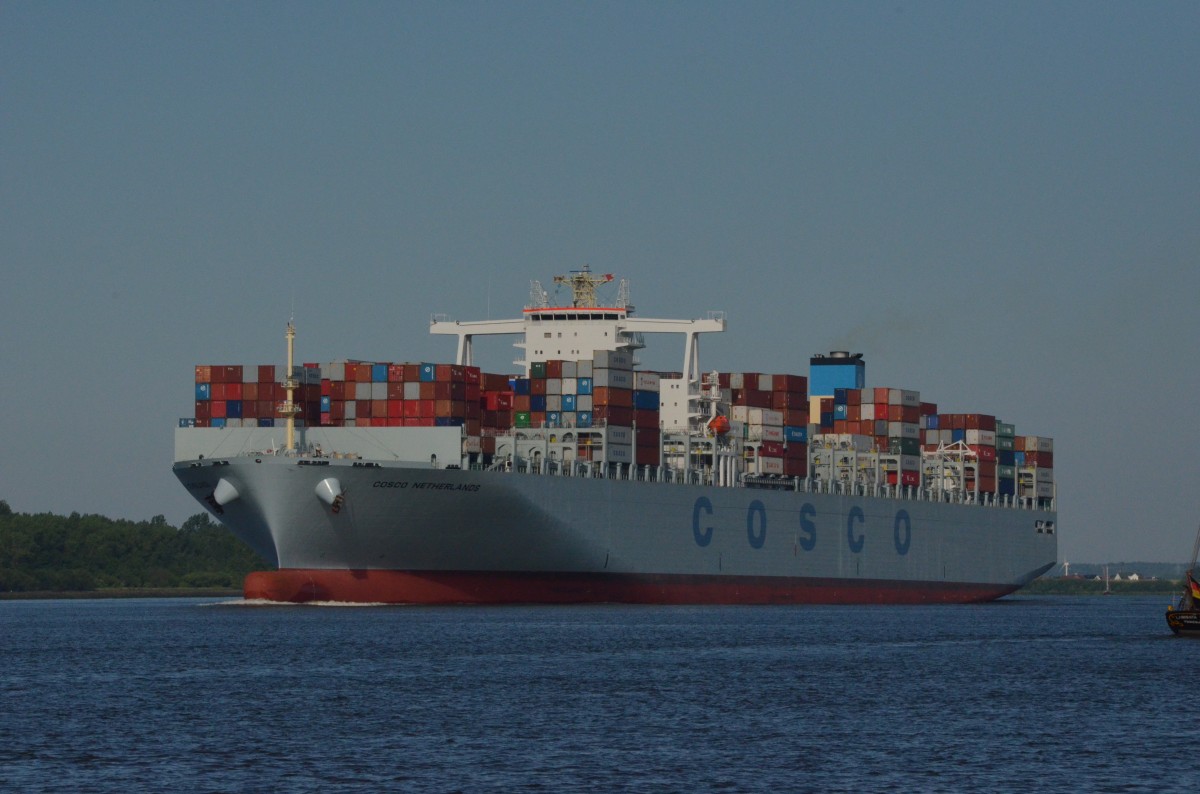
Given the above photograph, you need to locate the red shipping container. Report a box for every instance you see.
[320,412,333,426]
[195,365,212,383]
[977,460,997,477]
[449,382,467,401]
[466,419,481,436]
[733,389,771,408]
[635,427,661,446]
[920,402,938,416]
[784,458,807,478]
[546,360,563,378]
[1025,451,1054,467]
[402,400,421,418]
[771,374,807,393]
[466,383,481,402]
[833,420,848,434]
[594,406,633,426]
[514,395,531,412]
[327,401,343,421]
[969,445,997,462]
[873,387,890,404]
[353,399,369,418]
[257,365,274,383]
[633,409,659,428]
[194,418,211,428]
[417,400,434,418]
[466,401,481,420]
[784,442,807,460]
[760,441,785,457]
[243,401,259,419]
[531,379,548,396]
[195,400,211,420]
[225,383,242,401]
[387,400,404,418]
[636,447,661,467]
[465,367,481,385]
[594,387,633,408]
[387,383,405,400]
[820,397,834,413]
[211,400,227,419]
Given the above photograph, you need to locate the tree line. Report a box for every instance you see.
[0,500,267,592]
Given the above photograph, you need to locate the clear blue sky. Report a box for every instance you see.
[3,2,1197,564]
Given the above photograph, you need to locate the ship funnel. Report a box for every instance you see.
[213,478,240,506]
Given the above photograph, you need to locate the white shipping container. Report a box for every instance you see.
[593,369,633,389]
[965,429,996,446]
[345,401,356,419]
[576,395,593,411]
[748,408,784,426]
[463,436,482,453]
[729,373,748,389]
[561,361,577,378]
[546,395,561,412]
[606,426,634,445]
[758,457,785,475]
[757,374,774,392]
[593,350,633,370]
[860,403,876,421]
[1035,481,1054,497]
[836,433,875,452]
[731,406,751,422]
[888,388,920,406]
[1035,467,1054,483]
[887,422,921,440]
[606,442,634,463]
[575,360,593,377]
[545,378,562,396]
[370,382,387,400]
[939,429,954,445]
[403,382,421,400]
[561,378,577,395]
[634,372,661,391]
[325,362,345,381]
[756,425,784,442]
[1025,436,1054,452]
[356,383,372,401]
[901,455,920,471]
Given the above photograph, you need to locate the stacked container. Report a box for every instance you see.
[193,364,320,428]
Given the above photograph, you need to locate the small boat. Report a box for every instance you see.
[1165,524,1200,636]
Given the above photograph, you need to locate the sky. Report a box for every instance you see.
[2,1,1197,564]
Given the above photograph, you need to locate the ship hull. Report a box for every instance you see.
[175,455,1056,605]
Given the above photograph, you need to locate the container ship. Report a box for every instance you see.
[173,267,1057,604]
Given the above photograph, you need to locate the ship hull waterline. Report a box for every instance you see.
[176,456,1056,606]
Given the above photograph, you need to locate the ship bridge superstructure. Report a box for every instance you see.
[430,267,725,396]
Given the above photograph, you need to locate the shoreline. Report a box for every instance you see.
[0,588,243,601]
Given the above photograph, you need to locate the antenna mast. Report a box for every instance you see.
[278,320,301,452]
[553,264,614,308]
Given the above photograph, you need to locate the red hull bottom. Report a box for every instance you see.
[244,569,1018,605]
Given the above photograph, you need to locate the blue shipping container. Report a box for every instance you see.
[951,428,966,442]
[1014,451,1026,465]
[257,418,275,427]
[577,378,593,395]
[531,395,547,412]
[513,378,532,396]
[834,404,848,420]
[419,363,437,382]
[195,383,211,400]
[179,418,195,428]
[998,449,1015,466]
[320,395,331,411]
[226,400,243,419]
[578,412,593,428]
[834,388,849,405]
[820,411,835,427]
[372,364,389,382]
[212,418,227,428]
[562,394,577,412]
[927,415,940,429]
[632,390,660,410]
[784,426,807,443]
[547,411,561,426]
[434,417,464,427]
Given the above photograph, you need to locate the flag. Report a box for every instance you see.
[1190,573,1200,602]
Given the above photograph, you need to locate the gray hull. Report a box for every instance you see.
[173,453,1056,603]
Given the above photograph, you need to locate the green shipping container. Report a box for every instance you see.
[530,362,547,379]
[996,422,1015,437]
[515,411,532,428]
